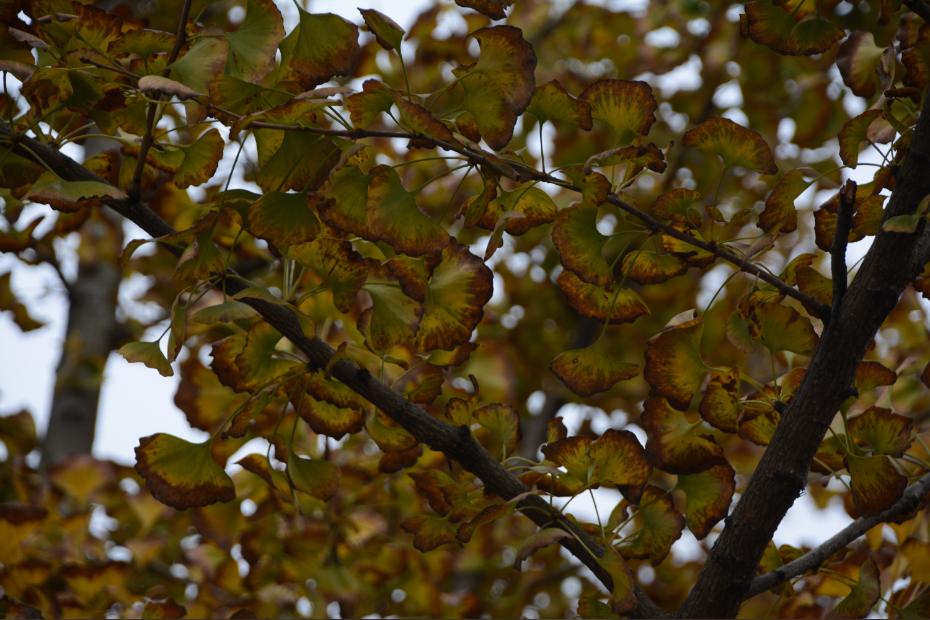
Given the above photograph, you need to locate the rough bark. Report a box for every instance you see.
[676,85,930,619]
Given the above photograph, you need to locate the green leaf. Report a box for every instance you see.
[189,301,257,325]
[118,342,173,377]
[317,164,373,239]
[360,257,424,351]
[468,25,537,115]
[287,443,340,501]
[847,407,912,457]
[172,228,224,282]
[174,128,225,189]
[290,238,367,313]
[289,8,360,89]
[749,302,819,356]
[588,429,652,503]
[760,170,809,233]
[644,316,711,410]
[366,165,450,257]
[642,396,729,474]
[557,271,649,325]
[23,179,126,203]
[585,143,667,174]
[597,547,637,615]
[476,185,556,236]
[621,250,688,285]
[453,62,516,151]
[360,8,405,52]
[134,434,235,509]
[248,191,321,248]
[223,0,285,83]
[513,528,571,570]
[579,79,657,137]
[474,403,521,456]
[168,35,228,124]
[846,454,907,518]
[654,188,703,227]
[234,321,298,391]
[551,202,614,287]
[526,79,592,129]
[366,410,418,453]
[676,464,736,539]
[616,485,684,566]
[416,242,493,352]
[698,366,740,433]
[256,132,340,193]
[108,28,176,58]
[550,340,640,398]
[838,110,884,168]
[683,116,777,174]
[740,1,845,56]
[832,557,881,619]
[484,209,524,260]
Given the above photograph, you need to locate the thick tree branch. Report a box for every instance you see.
[0,122,671,620]
[830,180,855,319]
[905,0,930,23]
[676,75,930,620]
[746,472,930,598]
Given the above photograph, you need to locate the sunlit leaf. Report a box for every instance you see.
[135,434,235,509]
[223,0,285,83]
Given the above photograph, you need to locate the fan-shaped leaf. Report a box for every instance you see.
[676,464,736,540]
[683,117,777,174]
[642,396,728,474]
[135,434,235,509]
[550,341,641,398]
[579,79,657,137]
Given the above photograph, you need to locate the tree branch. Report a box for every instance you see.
[746,472,930,599]
[129,0,191,198]
[830,180,855,321]
[676,72,930,620]
[0,122,671,620]
[905,0,930,23]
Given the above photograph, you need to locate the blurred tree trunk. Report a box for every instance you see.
[42,135,124,468]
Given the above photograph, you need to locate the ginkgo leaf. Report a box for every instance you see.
[579,79,657,137]
[445,375,480,427]
[287,443,340,501]
[141,599,186,619]
[796,266,833,305]
[290,238,367,313]
[683,117,777,174]
[832,557,881,619]
[135,434,235,510]
[361,258,424,351]
[676,464,736,539]
[588,429,652,503]
[836,30,892,98]
[616,485,685,566]
[738,400,780,446]
[425,342,479,368]
[454,0,514,20]
[760,170,809,233]
[556,271,650,325]
[118,342,173,377]
[317,165,372,239]
[256,132,340,193]
[416,242,493,352]
[289,374,366,441]
[551,202,614,287]
[561,168,611,205]
[654,188,702,227]
[484,210,524,260]
[453,62,517,151]
[846,454,907,518]
[366,411,417,453]
[699,366,740,433]
[168,35,228,124]
[597,547,637,615]
[403,515,459,552]
[621,250,688,285]
[347,80,453,142]
[513,528,571,570]
[855,361,897,396]
[847,407,912,457]
[108,27,176,58]
[644,316,711,411]
[474,403,522,456]
[749,303,819,356]
[366,165,450,257]
[360,8,405,51]
[289,8,359,89]
[584,143,667,174]
[172,230,224,282]
[247,191,322,248]
[550,341,641,398]
[23,179,126,204]
[223,0,285,83]
[476,185,556,236]
[189,301,257,325]
[541,435,593,482]
[740,1,845,56]
[455,111,482,142]
[902,33,930,88]
[405,374,444,405]
[234,321,299,391]
[173,129,225,189]
[838,110,884,167]
[138,75,203,100]
[526,80,593,129]
[468,25,537,116]
[642,396,729,474]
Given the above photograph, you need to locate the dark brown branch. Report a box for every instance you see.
[676,72,930,620]
[746,472,930,598]
[830,180,856,320]
[0,122,671,620]
[79,56,139,82]
[905,0,930,23]
[129,0,191,199]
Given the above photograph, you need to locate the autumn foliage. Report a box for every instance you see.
[4,0,930,617]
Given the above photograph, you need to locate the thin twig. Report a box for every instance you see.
[746,472,930,598]
[128,0,192,199]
